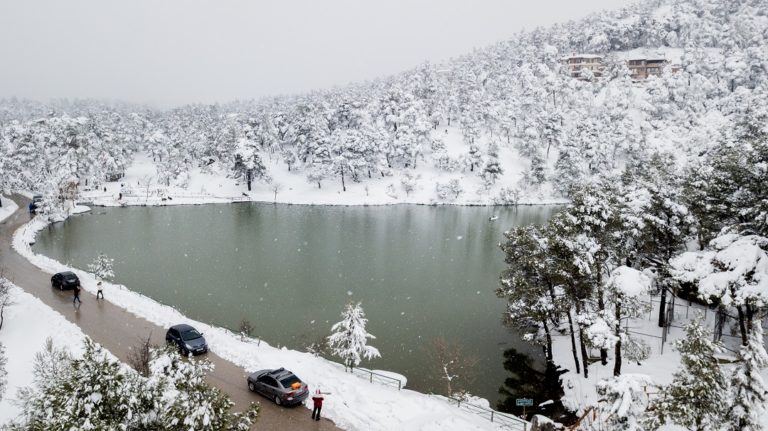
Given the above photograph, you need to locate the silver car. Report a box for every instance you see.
[246,368,309,406]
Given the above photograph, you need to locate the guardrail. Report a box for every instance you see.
[439,395,529,430]
[348,366,404,390]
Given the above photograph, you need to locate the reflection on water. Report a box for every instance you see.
[35,203,559,402]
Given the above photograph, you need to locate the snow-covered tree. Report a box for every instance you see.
[328,302,381,371]
[670,234,768,345]
[605,266,652,376]
[727,321,768,431]
[88,253,115,282]
[648,318,728,431]
[596,374,653,431]
[11,339,259,430]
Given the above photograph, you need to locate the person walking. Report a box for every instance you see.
[96,281,104,299]
[73,285,82,305]
[311,389,324,421]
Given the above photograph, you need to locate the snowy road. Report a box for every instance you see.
[0,195,343,431]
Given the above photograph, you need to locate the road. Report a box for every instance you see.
[0,195,342,430]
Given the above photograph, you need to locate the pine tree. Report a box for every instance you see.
[596,374,653,431]
[648,318,728,431]
[726,321,768,431]
[328,302,381,371]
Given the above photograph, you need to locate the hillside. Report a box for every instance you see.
[1,0,766,207]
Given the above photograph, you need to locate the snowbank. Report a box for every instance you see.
[0,281,89,422]
[11,215,520,431]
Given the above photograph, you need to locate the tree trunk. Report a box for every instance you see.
[567,310,581,375]
[658,286,667,328]
[340,167,346,192]
[613,302,622,376]
[596,270,608,366]
[246,170,252,191]
[736,305,748,346]
[543,318,553,362]
[575,301,589,378]
[579,327,589,378]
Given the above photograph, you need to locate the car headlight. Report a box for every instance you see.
[184,344,192,349]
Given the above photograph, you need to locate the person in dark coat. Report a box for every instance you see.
[73,285,82,304]
[311,389,324,421]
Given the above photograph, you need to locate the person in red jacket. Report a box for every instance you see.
[311,389,324,421]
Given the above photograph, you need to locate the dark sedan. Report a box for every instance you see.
[165,324,208,356]
[51,271,80,290]
[247,368,309,406]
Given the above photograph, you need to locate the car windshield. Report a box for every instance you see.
[279,374,301,388]
[180,329,202,341]
[64,274,77,281]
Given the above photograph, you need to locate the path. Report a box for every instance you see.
[0,195,342,431]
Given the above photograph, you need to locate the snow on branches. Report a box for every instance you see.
[328,302,381,370]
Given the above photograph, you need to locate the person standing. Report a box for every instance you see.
[311,389,324,421]
[73,285,82,305]
[96,281,104,299]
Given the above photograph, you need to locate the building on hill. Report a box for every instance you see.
[561,54,604,79]
[619,48,683,80]
[562,49,683,81]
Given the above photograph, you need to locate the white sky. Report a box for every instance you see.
[0,0,630,107]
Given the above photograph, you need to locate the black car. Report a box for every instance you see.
[166,324,208,356]
[51,271,80,290]
[29,195,43,214]
[247,368,309,406]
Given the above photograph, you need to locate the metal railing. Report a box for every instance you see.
[439,395,529,430]
[344,365,405,390]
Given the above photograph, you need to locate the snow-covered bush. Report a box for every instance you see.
[400,172,418,197]
[494,187,520,205]
[435,179,463,201]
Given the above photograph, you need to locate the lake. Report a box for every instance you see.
[33,203,559,402]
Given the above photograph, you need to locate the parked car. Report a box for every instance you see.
[165,324,208,356]
[29,194,43,213]
[51,271,80,290]
[246,368,309,406]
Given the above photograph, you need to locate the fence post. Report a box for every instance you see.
[490,410,494,422]
[398,380,401,390]
[370,372,373,383]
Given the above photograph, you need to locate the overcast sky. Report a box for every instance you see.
[0,0,629,107]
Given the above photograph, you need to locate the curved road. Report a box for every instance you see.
[0,195,342,431]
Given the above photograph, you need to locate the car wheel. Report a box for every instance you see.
[248,381,255,392]
[274,395,282,406]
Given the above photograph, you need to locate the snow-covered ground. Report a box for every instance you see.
[81,126,567,208]
[552,295,768,429]
[0,281,90,423]
[0,197,17,224]
[9,213,525,431]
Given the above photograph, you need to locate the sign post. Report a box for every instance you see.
[516,398,534,419]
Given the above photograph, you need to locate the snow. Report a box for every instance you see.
[0,197,17,223]
[9,214,523,431]
[80,143,567,208]
[0,280,88,422]
[609,266,652,298]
